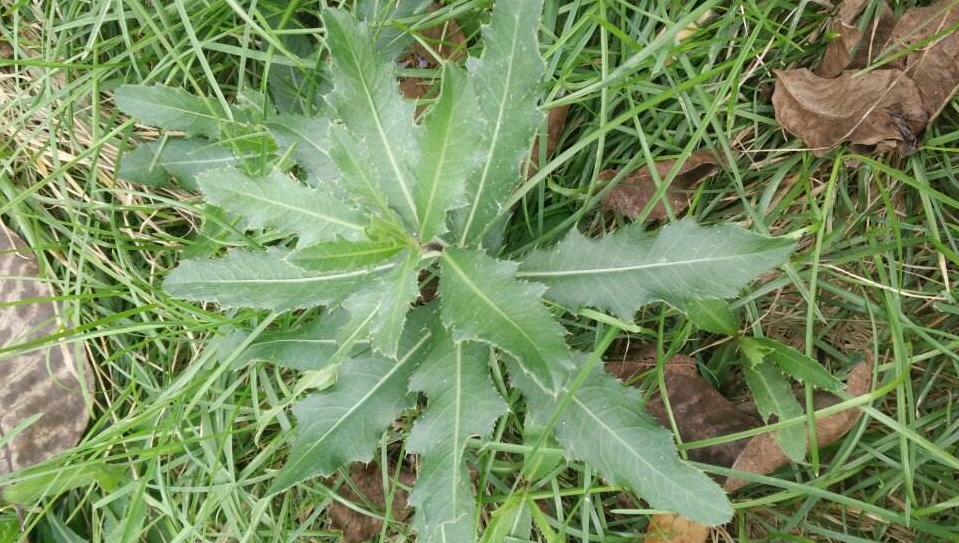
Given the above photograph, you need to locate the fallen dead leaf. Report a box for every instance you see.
[607,344,874,541]
[723,356,873,492]
[644,513,709,543]
[774,0,959,156]
[599,150,721,221]
[328,462,415,543]
[398,3,467,100]
[773,67,928,155]
[0,224,90,477]
[525,105,570,177]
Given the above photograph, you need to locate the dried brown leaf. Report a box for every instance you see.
[724,357,874,492]
[398,3,467,100]
[0,225,90,476]
[328,462,415,543]
[644,513,709,543]
[525,105,569,177]
[773,68,928,156]
[892,0,959,120]
[599,150,720,221]
[640,354,762,470]
[776,0,959,156]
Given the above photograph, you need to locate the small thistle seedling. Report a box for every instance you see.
[116,0,798,535]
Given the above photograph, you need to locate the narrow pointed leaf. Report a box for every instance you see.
[750,337,843,391]
[115,84,221,138]
[119,139,243,190]
[408,335,507,543]
[685,298,740,336]
[268,308,435,492]
[323,8,422,228]
[518,220,796,319]
[267,34,325,116]
[511,357,734,527]
[340,250,421,357]
[267,114,340,187]
[164,247,386,312]
[439,247,572,395]
[233,313,342,371]
[453,0,546,245]
[289,238,406,272]
[415,63,483,241]
[356,0,434,60]
[743,361,807,462]
[328,124,396,217]
[196,167,366,246]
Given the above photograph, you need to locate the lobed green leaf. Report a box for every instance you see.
[439,247,573,395]
[115,84,221,138]
[196,167,366,247]
[518,220,796,319]
[408,333,507,543]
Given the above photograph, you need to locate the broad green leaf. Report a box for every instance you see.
[518,220,796,319]
[408,335,507,543]
[743,361,807,462]
[478,494,532,543]
[522,416,563,482]
[266,114,339,187]
[511,356,734,527]
[232,314,341,371]
[739,335,769,368]
[288,238,406,272]
[415,63,482,242]
[268,308,435,492]
[357,0,434,60]
[686,298,740,336]
[750,337,843,391]
[196,167,366,247]
[323,8,422,228]
[266,33,326,116]
[328,124,396,218]
[119,139,243,190]
[114,84,221,138]
[339,250,421,357]
[439,247,573,395]
[453,0,546,246]
[164,247,385,312]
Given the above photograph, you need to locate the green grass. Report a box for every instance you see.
[1,0,958,541]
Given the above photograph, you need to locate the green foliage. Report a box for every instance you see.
[742,358,808,462]
[511,355,735,526]
[115,0,802,530]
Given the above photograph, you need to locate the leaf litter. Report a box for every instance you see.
[599,150,721,221]
[773,0,959,156]
[326,462,415,543]
[606,342,873,541]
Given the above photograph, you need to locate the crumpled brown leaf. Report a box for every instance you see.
[607,345,873,541]
[0,224,90,477]
[398,3,467,100]
[723,357,873,492]
[327,462,415,543]
[599,150,721,221]
[774,0,959,156]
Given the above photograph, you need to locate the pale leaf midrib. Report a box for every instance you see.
[515,250,777,278]
[342,34,419,224]
[570,394,725,518]
[458,11,523,244]
[219,184,365,232]
[285,331,432,479]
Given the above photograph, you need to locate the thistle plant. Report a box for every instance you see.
[115,0,798,535]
